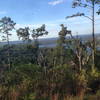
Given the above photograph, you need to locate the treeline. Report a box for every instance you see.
[0,23,100,100]
[0,0,100,99]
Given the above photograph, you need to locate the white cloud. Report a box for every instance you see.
[0,11,7,15]
[48,0,65,6]
[15,24,43,29]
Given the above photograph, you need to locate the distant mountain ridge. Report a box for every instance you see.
[0,34,100,47]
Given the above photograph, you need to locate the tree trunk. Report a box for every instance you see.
[92,1,95,71]
[7,33,11,70]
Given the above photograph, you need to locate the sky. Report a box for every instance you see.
[0,0,100,41]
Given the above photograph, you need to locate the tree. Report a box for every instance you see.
[72,0,100,50]
[16,27,30,42]
[72,39,91,71]
[57,24,72,65]
[0,17,16,68]
[66,0,100,71]
[32,24,48,39]
[32,24,48,48]
[32,24,48,65]
[58,24,72,44]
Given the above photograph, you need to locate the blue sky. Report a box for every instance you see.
[0,0,100,40]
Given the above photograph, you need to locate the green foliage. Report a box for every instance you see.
[16,27,30,41]
[0,16,100,100]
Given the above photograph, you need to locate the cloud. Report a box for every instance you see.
[0,11,7,15]
[15,24,43,29]
[48,0,65,6]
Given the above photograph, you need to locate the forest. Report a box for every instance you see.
[0,0,100,100]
